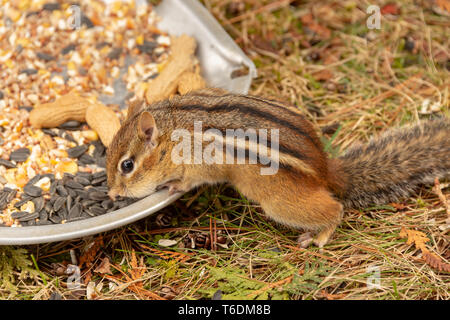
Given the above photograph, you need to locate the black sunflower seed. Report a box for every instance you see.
[53,196,66,212]
[96,158,106,168]
[61,44,76,55]
[37,220,53,225]
[23,185,42,197]
[79,154,95,165]
[26,219,37,226]
[81,199,97,207]
[81,14,94,28]
[101,199,113,210]
[32,197,45,212]
[67,188,77,198]
[0,159,16,168]
[93,186,109,193]
[63,132,77,143]
[74,176,90,186]
[42,128,57,137]
[45,201,53,213]
[36,52,55,62]
[88,191,109,201]
[64,179,84,190]
[59,120,82,131]
[57,207,67,220]
[91,176,106,186]
[10,148,30,162]
[76,171,92,180]
[50,181,57,195]
[42,2,61,11]
[24,174,42,188]
[19,106,33,112]
[68,203,81,219]
[11,211,28,219]
[56,185,68,197]
[76,190,90,199]
[92,171,106,179]
[49,215,62,224]
[5,188,17,202]
[18,211,39,222]
[19,68,38,76]
[137,40,157,54]
[67,145,88,158]
[39,210,48,221]
[88,205,106,215]
[107,48,122,60]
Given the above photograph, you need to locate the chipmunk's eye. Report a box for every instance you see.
[120,159,134,174]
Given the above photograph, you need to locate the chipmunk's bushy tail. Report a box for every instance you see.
[331,118,450,209]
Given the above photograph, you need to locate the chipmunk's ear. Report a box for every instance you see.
[126,98,145,120]
[138,111,158,146]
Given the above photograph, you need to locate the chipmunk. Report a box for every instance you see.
[106,88,450,248]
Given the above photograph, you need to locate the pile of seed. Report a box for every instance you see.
[0,133,136,227]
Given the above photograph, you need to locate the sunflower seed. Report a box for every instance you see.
[36,52,55,62]
[68,203,82,219]
[76,190,90,199]
[64,179,84,190]
[91,176,106,186]
[10,148,30,162]
[24,174,41,188]
[92,171,106,179]
[42,128,57,137]
[18,212,39,221]
[87,205,105,216]
[67,145,88,158]
[88,191,109,201]
[50,181,57,195]
[101,199,113,210]
[56,185,68,197]
[81,199,97,207]
[23,185,42,197]
[44,201,53,213]
[0,159,16,168]
[74,176,90,186]
[53,197,66,212]
[94,186,109,193]
[67,188,77,198]
[79,154,95,165]
[61,44,76,55]
[11,211,28,219]
[32,197,45,212]
[14,196,32,208]
[49,215,62,224]
[39,210,48,221]
[76,172,92,180]
[37,220,53,225]
[96,158,106,168]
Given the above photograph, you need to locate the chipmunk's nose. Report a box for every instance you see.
[108,189,119,201]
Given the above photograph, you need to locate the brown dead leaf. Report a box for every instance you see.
[399,228,450,272]
[312,69,333,82]
[94,257,112,275]
[381,3,400,15]
[300,14,331,39]
[78,236,104,268]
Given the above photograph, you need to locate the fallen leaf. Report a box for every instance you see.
[381,3,400,15]
[94,257,112,275]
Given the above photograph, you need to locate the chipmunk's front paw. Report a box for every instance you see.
[158,180,189,196]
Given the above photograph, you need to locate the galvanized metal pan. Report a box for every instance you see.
[0,0,256,245]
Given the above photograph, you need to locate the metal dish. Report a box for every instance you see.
[0,0,256,245]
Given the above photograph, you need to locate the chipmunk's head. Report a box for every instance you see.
[106,110,180,199]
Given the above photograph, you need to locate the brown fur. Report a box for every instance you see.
[107,88,450,247]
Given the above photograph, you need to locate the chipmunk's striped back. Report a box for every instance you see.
[143,89,330,181]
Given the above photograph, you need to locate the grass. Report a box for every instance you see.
[1,0,449,300]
